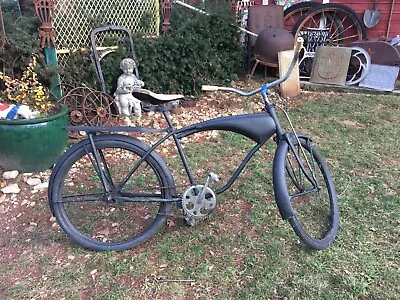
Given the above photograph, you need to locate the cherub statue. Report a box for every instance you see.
[114,58,144,117]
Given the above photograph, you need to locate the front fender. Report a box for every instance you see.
[272,133,311,220]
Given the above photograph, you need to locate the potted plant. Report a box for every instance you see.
[0,4,68,172]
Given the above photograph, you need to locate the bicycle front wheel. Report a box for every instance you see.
[274,137,339,250]
[49,134,174,251]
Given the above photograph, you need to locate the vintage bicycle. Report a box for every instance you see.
[48,38,339,251]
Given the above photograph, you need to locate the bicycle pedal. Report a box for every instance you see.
[184,215,196,227]
[208,172,219,182]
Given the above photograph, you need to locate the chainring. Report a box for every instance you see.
[182,185,216,219]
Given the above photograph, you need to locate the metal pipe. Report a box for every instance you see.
[173,0,258,37]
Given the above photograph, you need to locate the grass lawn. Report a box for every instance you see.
[0,88,399,299]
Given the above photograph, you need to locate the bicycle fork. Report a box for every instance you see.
[87,133,114,202]
[284,134,320,192]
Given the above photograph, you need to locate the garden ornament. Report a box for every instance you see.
[114,58,144,118]
[33,0,56,48]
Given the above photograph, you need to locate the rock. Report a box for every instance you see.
[2,170,19,180]
[0,204,7,214]
[26,178,42,186]
[0,194,6,203]
[33,182,49,191]
[1,183,20,194]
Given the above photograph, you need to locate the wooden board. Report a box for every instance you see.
[278,49,300,98]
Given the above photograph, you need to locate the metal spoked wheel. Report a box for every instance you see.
[293,3,366,47]
[59,93,86,126]
[83,90,116,126]
[283,1,320,33]
[292,4,366,78]
[346,46,371,86]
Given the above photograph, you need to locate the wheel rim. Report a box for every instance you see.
[294,7,365,47]
[55,143,166,246]
[83,90,114,126]
[285,142,335,241]
[346,46,371,86]
[283,2,320,33]
[58,93,85,125]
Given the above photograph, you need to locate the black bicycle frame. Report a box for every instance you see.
[68,103,283,198]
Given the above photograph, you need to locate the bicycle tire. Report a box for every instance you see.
[49,134,175,251]
[273,136,339,250]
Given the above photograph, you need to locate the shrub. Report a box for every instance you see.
[60,5,244,96]
[135,6,245,95]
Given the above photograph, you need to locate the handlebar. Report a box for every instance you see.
[202,37,304,96]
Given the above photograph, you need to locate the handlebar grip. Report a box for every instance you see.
[294,37,304,53]
[201,85,220,91]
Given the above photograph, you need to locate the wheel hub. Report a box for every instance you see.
[70,110,84,123]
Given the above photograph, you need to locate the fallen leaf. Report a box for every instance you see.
[166,219,175,228]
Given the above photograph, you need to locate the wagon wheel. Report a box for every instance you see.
[65,86,95,98]
[346,46,371,86]
[292,4,366,78]
[83,90,117,126]
[58,93,86,125]
[293,4,366,47]
[283,1,320,33]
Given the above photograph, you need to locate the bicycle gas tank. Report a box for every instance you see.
[182,112,276,144]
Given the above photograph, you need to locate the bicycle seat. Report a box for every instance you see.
[132,88,185,105]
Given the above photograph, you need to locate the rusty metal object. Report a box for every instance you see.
[229,0,238,18]
[59,86,119,127]
[33,0,56,48]
[83,90,119,126]
[247,5,284,46]
[349,40,400,66]
[253,27,294,65]
[59,93,85,125]
[160,0,172,35]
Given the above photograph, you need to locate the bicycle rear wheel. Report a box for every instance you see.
[275,137,339,250]
[49,134,174,251]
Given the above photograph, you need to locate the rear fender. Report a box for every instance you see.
[48,134,175,215]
